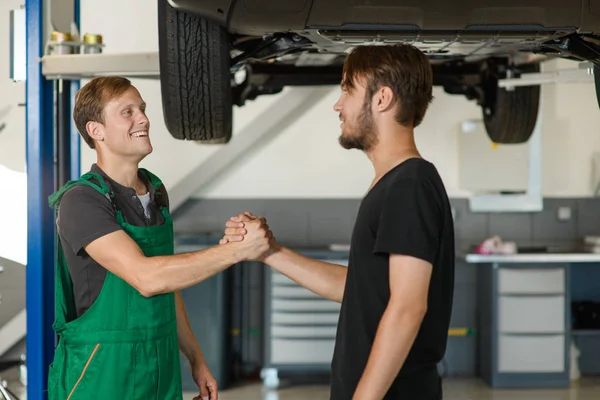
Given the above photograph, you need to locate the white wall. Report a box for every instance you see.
[0,1,27,265]
[0,2,26,174]
[76,3,600,200]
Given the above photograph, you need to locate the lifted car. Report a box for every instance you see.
[158,0,600,144]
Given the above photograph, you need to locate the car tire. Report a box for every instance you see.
[482,63,541,144]
[158,0,232,143]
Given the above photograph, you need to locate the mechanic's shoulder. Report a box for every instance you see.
[59,182,110,208]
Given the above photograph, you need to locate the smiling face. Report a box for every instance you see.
[87,86,152,162]
[333,76,378,152]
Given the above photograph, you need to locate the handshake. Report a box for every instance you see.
[218,212,278,261]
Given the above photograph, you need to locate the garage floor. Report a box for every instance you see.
[3,366,600,400]
[180,377,600,400]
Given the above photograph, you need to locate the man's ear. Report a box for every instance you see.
[374,86,395,112]
[86,121,104,142]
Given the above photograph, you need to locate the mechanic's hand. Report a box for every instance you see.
[191,360,218,400]
[219,212,254,244]
[226,213,272,261]
[220,212,278,261]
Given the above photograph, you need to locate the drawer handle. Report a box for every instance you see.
[500,332,565,337]
[272,323,338,328]
[273,336,337,340]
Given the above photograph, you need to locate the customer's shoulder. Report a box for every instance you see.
[387,158,441,186]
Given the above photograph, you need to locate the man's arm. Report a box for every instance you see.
[352,255,432,400]
[263,246,347,303]
[84,222,268,297]
[224,214,347,303]
[57,187,270,297]
[175,292,219,399]
[175,291,205,364]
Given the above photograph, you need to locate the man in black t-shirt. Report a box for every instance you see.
[221,44,455,400]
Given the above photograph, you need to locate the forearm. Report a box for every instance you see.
[353,305,426,400]
[141,243,241,296]
[263,246,347,302]
[175,291,205,364]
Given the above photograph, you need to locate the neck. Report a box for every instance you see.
[96,152,144,193]
[366,123,421,181]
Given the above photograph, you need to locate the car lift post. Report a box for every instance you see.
[26,0,80,398]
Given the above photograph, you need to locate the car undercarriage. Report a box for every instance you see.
[157,0,600,145]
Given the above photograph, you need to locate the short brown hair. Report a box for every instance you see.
[73,76,133,149]
[342,44,433,128]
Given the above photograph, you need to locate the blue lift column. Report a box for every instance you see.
[26,0,80,398]
[26,0,58,396]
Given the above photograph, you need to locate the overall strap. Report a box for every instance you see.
[139,168,168,211]
[139,168,163,190]
[48,172,113,210]
[48,173,112,334]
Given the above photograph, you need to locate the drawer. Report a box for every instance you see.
[271,311,340,325]
[271,299,341,312]
[270,338,335,364]
[498,334,565,373]
[271,325,338,338]
[272,285,322,299]
[498,268,564,294]
[499,295,565,333]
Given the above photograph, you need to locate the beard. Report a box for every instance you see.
[338,102,377,152]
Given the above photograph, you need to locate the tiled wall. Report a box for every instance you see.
[172,197,600,378]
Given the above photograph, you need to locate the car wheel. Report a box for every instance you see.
[158,0,232,143]
[482,63,541,144]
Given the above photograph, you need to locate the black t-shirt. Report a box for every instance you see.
[330,158,455,400]
[56,164,169,318]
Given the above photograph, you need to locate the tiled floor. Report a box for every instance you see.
[3,367,600,400]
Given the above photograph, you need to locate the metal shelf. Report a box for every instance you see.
[41,52,160,80]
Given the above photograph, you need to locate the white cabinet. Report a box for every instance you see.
[478,264,570,388]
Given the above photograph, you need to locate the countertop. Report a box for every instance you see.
[465,253,600,263]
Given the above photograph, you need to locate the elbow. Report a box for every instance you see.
[135,267,168,298]
[390,300,428,322]
[138,285,157,298]
[137,279,167,298]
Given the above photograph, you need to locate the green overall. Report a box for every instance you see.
[47,169,183,400]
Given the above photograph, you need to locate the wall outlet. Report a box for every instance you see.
[557,206,572,221]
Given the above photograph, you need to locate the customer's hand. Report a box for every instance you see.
[220,212,279,261]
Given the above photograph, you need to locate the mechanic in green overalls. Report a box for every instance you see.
[47,76,272,400]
